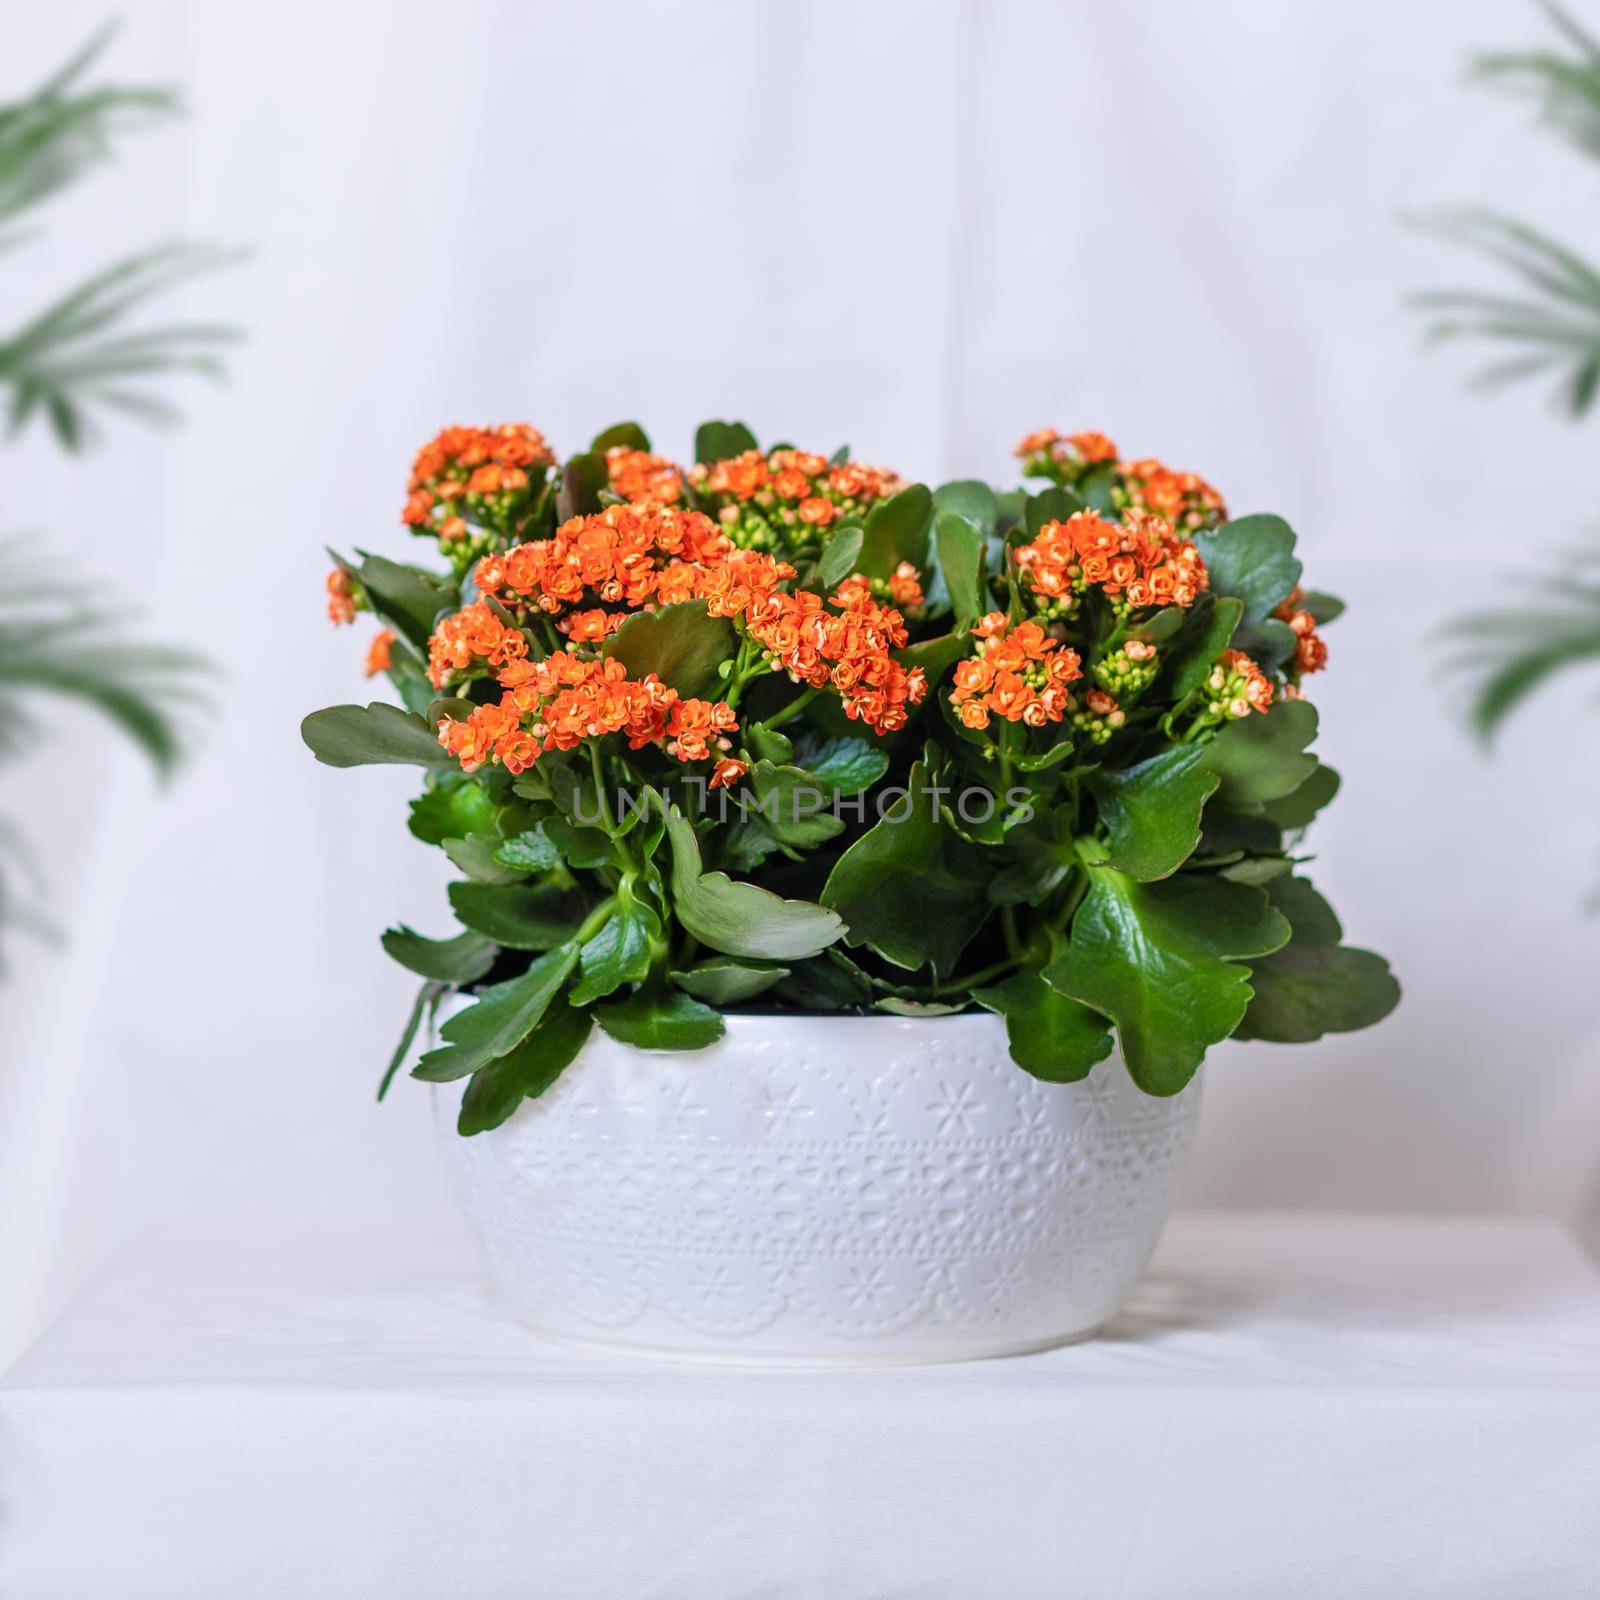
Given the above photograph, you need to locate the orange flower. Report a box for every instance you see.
[1119,457,1227,530]
[1209,649,1274,719]
[605,446,684,507]
[426,600,530,689]
[1274,587,1329,677]
[326,568,357,626]
[402,423,556,553]
[886,561,924,609]
[434,651,739,777]
[1014,508,1207,616]
[1015,426,1062,458]
[709,756,748,789]
[690,445,906,554]
[1067,430,1117,463]
[948,611,1083,730]
[364,629,395,677]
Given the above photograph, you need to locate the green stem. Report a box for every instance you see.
[761,685,819,730]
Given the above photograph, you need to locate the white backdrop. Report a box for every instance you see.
[5,0,1600,1366]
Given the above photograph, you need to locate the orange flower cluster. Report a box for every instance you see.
[1014,427,1118,467]
[1207,649,1274,720]
[438,652,738,778]
[690,447,906,543]
[326,568,357,626]
[832,561,925,613]
[364,629,395,678]
[1015,508,1207,614]
[1015,428,1227,531]
[427,600,530,689]
[949,612,1083,731]
[1119,457,1226,532]
[401,424,555,547]
[1274,587,1328,677]
[474,504,733,638]
[605,446,684,507]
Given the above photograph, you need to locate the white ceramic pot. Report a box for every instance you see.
[434,1012,1201,1366]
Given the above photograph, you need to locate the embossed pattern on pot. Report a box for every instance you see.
[436,1013,1202,1365]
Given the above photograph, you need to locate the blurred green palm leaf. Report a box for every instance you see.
[0,23,241,448]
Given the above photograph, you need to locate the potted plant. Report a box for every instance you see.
[303,420,1399,1364]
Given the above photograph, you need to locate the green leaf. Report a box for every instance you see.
[1089,746,1220,881]
[407,775,498,845]
[662,804,845,960]
[744,761,846,848]
[595,986,725,1050]
[894,631,969,686]
[816,525,865,589]
[590,421,650,452]
[442,833,528,884]
[1300,590,1344,625]
[858,484,933,580]
[793,735,889,796]
[541,814,615,870]
[974,971,1114,1082]
[820,751,989,975]
[1194,515,1302,624]
[1043,870,1291,1094]
[1204,700,1319,804]
[989,805,1077,906]
[933,479,999,535]
[602,600,737,698]
[555,451,608,522]
[570,895,660,1006]
[378,981,443,1101]
[1235,876,1401,1044]
[414,943,580,1082]
[457,1003,592,1135]
[935,512,986,627]
[1233,617,1298,673]
[494,824,563,873]
[1259,763,1340,831]
[746,724,796,765]
[693,420,758,464]
[448,882,582,949]
[1023,486,1084,536]
[670,958,789,1004]
[1165,596,1244,698]
[875,998,968,1017]
[355,555,455,649]
[301,702,456,769]
[381,925,497,984]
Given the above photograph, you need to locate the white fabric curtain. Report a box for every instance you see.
[5,0,1599,1366]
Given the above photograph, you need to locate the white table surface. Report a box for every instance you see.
[4,1210,1598,1600]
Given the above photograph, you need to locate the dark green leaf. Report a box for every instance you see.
[570,895,661,1006]
[974,971,1114,1082]
[1043,869,1291,1094]
[1165,596,1244,698]
[378,981,443,1100]
[541,814,615,869]
[1233,617,1298,672]
[820,751,989,975]
[1235,875,1401,1043]
[793,735,889,796]
[1194,515,1302,624]
[1301,590,1344,625]
[935,512,986,627]
[381,925,497,984]
[746,723,796,765]
[1023,487,1084,537]
[894,631,969,686]
[1259,763,1341,831]
[858,484,933,580]
[457,1003,593,1134]
[1204,700,1319,803]
[743,761,846,848]
[933,479,999,535]
[1089,746,1219,881]
[589,421,650,452]
[595,986,725,1050]
[555,451,608,521]
[414,942,580,1082]
[301,702,456,769]
[670,958,789,1004]
[355,555,456,649]
[442,833,528,884]
[602,600,737,698]
[448,882,582,949]
[989,805,1077,906]
[662,805,845,959]
[693,420,758,464]
[816,525,865,588]
[408,776,498,845]
[494,824,562,873]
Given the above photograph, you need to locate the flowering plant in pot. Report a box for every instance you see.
[303,420,1398,1362]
